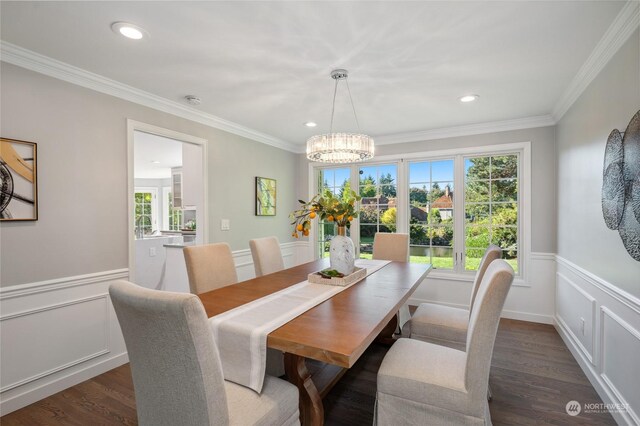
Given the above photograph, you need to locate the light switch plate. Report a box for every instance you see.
[221,219,230,231]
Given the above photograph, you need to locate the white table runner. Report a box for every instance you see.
[209,259,390,393]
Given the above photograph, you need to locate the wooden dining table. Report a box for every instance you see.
[197,258,431,426]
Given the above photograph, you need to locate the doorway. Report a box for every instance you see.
[127,120,207,291]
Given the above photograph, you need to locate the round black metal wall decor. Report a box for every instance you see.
[602,109,640,261]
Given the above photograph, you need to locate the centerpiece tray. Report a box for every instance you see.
[308,267,367,287]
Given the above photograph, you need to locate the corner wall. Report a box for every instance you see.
[555,29,640,425]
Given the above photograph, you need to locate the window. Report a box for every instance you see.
[310,143,528,280]
[359,164,398,258]
[408,160,454,268]
[317,168,351,257]
[134,188,158,235]
[464,154,519,272]
[163,187,183,232]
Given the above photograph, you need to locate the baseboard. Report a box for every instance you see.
[407,297,555,325]
[0,352,128,416]
[554,317,636,426]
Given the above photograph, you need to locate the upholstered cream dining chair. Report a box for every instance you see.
[402,244,502,350]
[375,260,514,425]
[109,280,300,426]
[183,242,238,294]
[372,232,411,333]
[250,236,285,277]
[372,232,410,262]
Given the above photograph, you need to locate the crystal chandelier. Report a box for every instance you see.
[306,69,374,163]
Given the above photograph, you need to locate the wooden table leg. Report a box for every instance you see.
[376,313,399,345]
[284,353,324,426]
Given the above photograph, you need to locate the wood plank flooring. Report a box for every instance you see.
[1,319,616,425]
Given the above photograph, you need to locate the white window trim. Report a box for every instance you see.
[308,141,531,287]
[162,186,171,232]
[134,187,159,233]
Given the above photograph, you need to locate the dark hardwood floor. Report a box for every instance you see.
[1,319,616,425]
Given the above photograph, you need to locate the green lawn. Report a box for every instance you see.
[358,252,518,272]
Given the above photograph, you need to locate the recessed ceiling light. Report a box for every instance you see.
[304,122,317,127]
[151,160,160,164]
[111,22,147,40]
[460,94,479,103]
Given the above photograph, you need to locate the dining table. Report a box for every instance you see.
[197,258,431,426]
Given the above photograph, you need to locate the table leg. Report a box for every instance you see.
[284,353,324,426]
[376,313,399,345]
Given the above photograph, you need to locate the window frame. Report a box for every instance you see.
[134,187,159,234]
[407,157,456,269]
[308,141,531,287]
[357,161,402,258]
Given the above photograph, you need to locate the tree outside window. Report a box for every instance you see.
[465,154,518,272]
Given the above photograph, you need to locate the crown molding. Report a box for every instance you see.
[374,115,556,145]
[0,41,299,153]
[552,1,640,122]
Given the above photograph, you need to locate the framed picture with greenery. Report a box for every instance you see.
[256,176,276,216]
[0,138,38,221]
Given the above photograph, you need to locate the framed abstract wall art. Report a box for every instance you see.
[0,138,38,221]
[256,176,276,216]
[601,109,640,261]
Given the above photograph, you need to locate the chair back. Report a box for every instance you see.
[372,233,410,262]
[464,260,514,406]
[109,280,228,426]
[184,243,238,294]
[468,245,502,315]
[250,236,285,277]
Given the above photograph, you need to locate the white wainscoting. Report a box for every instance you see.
[0,269,130,415]
[0,241,312,415]
[555,256,640,426]
[407,252,557,324]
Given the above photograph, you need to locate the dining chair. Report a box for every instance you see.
[371,232,411,336]
[372,232,410,262]
[109,280,300,426]
[250,236,285,277]
[375,260,514,425]
[183,242,238,294]
[402,244,502,350]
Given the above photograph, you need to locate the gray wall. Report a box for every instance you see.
[297,125,557,253]
[556,29,640,297]
[0,63,297,286]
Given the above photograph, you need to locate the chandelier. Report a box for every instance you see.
[306,69,374,163]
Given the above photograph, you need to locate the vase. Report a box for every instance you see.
[330,226,355,275]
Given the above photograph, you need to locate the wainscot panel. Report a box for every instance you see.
[555,256,640,426]
[0,269,129,415]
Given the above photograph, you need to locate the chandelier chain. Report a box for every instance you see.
[345,79,361,133]
[329,78,339,134]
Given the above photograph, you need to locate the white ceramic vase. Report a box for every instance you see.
[330,226,355,275]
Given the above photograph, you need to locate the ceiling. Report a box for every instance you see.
[0,1,628,148]
[134,131,182,179]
